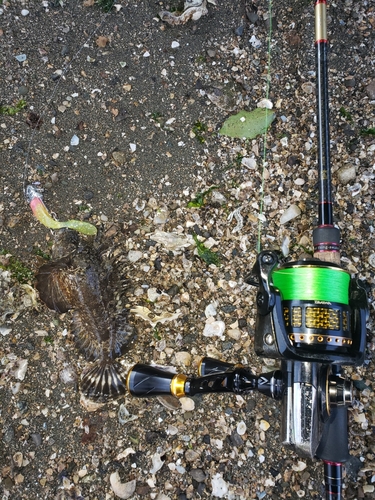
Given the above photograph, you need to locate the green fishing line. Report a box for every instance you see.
[272,266,350,304]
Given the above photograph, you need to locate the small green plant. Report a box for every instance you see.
[151,111,163,121]
[187,185,218,208]
[0,250,34,283]
[339,107,352,122]
[96,0,114,12]
[360,128,375,136]
[44,336,54,344]
[33,247,50,260]
[192,233,220,266]
[234,153,244,167]
[153,327,161,340]
[0,99,27,116]
[192,120,207,143]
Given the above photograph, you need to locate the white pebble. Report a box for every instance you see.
[149,453,164,474]
[237,421,247,435]
[180,397,195,411]
[21,9,30,16]
[203,320,225,337]
[205,303,217,318]
[59,366,77,385]
[369,254,375,268]
[127,250,143,262]
[171,41,180,49]
[337,165,356,185]
[147,287,162,302]
[13,359,28,381]
[280,204,301,224]
[292,461,307,472]
[241,157,257,169]
[211,473,229,498]
[259,419,270,431]
[257,98,273,109]
[109,472,136,499]
[153,205,169,224]
[0,326,12,336]
[129,143,136,152]
[70,134,79,146]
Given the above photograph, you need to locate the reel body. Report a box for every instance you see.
[249,250,368,460]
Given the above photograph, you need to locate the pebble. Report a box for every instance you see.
[30,433,42,446]
[180,397,195,411]
[61,45,70,56]
[70,134,79,146]
[337,165,356,185]
[128,250,143,262]
[204,303,217,317]
[175,351,192,366]
[211,474,229,498]
[365,79,375,99]
[150,453,164,474]
[84,190,94,201]
[59,366,77,385]
[185,449,200,462]
[259,419,270,431]
[368,254,375,268]
[203,320,225,337]
[235,25,244,36]
[109,473,136,499]
[292,461,307,472]
[112,151,127,164]
[280,204,301,224]
[190,468,206,482]
[171,41,180,49]
[153,205,169,224]
[301,82,314,94]
[15,54,27,62]
[13,359,28,380]
[21,9,30,16]
[18,86,28,96]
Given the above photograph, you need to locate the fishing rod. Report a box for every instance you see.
[124,1,368,498]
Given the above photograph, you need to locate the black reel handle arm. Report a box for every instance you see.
[126,358,284,400]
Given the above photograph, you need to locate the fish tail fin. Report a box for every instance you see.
[80,360,128,402]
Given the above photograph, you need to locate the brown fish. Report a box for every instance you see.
[36,229,133,402]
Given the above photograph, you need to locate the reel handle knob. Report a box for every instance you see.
[126,364,187,398]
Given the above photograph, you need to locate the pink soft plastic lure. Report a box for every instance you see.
[26,185,97,236]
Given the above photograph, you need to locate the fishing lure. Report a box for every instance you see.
[26,185,97,236]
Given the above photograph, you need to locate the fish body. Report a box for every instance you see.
[36,229,133,402]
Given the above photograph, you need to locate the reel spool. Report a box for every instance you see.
[271,261,352,354]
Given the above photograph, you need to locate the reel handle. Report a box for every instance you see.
[127,360,283,399]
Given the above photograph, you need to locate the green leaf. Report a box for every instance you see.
[219,108,276,139]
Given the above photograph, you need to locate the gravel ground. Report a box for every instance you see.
[1,1,375,499]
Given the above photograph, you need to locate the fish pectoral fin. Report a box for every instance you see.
[36,262,73,313]
[80,360,127,402]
